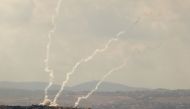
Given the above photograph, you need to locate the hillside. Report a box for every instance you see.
[0,81,146,92]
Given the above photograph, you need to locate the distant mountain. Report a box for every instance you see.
[0,81,147,92]
[69,81,147,92]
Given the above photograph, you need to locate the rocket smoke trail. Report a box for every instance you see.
[74,62,127,107]
[50,31,126,106]
[84,31,125,62]
[40,0,63,105]
[50,17,141,106]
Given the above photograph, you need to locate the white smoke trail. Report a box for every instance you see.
[73,17,141,107]
[50,17,141,106]
[50,31,126,106]
[74,62,126,107]
[40,0,63,105]
[84,31,125,62]
[83,16,141,63]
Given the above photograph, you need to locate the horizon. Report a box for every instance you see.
[0,80,189,90]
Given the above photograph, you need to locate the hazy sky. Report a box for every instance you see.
[0,0,189,89]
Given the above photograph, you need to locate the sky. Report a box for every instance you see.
[0,0,190,89]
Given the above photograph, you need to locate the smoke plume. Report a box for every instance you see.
[50,17,141,106]
[74,61,127,107]
[50,31,126,106]
[40,0,63,105]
